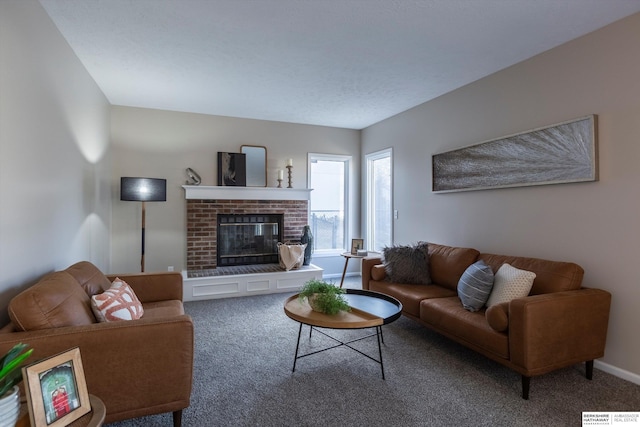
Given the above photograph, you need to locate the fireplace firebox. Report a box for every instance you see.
[217,214,283,267]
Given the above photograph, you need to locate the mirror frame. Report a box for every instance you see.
[240,145,267,187]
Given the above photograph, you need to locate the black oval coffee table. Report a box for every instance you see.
[284,288,402,379]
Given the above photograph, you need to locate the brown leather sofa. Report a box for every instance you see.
[362,243,611,399]
[0,261,194,426]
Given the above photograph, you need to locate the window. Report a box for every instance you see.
[308,154,350,253]
[366,148,392,252]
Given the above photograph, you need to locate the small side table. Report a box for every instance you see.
[339,252,365,288]
[17,394,106,427]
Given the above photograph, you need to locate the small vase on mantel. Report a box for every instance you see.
[300,225,313,266]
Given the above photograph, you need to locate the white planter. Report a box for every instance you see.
[0,386,20,427]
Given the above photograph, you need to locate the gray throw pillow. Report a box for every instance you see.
[382,242,431,285]
[457,260,495,312]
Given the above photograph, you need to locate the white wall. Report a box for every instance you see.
[361,13,640,379]
[110,106,360,275]
[0,1,111,324]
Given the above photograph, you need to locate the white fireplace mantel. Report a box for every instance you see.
[182,185,312,201]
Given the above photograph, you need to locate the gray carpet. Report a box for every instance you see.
[108,282,640,426]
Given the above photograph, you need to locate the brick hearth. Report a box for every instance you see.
[186,199,308,270]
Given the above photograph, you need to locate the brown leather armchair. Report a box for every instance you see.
[0,262,194,426]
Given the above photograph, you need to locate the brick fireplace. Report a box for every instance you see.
[184,186,311,271]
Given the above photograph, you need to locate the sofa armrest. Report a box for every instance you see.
[508,288,611,376]
[106,272,183,302]
[0,315,194,423]
[361,257,383,290]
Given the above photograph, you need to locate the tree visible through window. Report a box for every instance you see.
[308,154,350,252]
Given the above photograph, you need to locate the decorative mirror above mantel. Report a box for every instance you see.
[240,145,267,187]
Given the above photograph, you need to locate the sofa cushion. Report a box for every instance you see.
[457,260,494,312]
[91,278,144,322]
[486,301,509,332]
[65,261,112,297]
[369,281,456,318]
[420,297,509,359]
[486,263,536,307]
[382,242,431,285]
[428,243,480,291]
[371,264,386,281]
[142,300,185,319]
[8,271,96,331]
[478,253,583,295]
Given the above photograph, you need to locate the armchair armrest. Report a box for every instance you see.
[106,272,183,302]
[0,315,194,423]
[508,288,611,376]
[361,257,383,290]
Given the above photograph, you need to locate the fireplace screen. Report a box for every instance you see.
[217,214,283,267]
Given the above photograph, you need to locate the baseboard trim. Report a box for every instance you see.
[595,360,640,385]
[323,272,359,280]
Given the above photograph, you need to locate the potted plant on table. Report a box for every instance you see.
[0,343,33,423]
[299,279,351,315]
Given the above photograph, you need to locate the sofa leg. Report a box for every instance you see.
[586,360,594,380]
[521,375,530,400]
[173,409,182,427]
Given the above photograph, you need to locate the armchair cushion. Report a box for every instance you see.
[65,261,111,297]
[8,271,96,331]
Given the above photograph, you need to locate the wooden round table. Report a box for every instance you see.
[284,289,402,379]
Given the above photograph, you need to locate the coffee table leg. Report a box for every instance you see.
[292,323,303,373]
[377,326,385,380]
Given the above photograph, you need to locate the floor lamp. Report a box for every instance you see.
[120,177,167,272]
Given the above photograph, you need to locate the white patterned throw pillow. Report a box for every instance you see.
[486,263,536,307]
[91,278,144,322]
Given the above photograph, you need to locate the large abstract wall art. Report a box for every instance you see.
[432,115,598,193]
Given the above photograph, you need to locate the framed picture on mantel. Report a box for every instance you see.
[217,152,246,186]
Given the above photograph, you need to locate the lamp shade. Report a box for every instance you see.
[120,177,167,202]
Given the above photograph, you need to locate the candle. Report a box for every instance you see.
[278,170,284,180]
[286,158,293,167]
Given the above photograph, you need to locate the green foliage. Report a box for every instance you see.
[0,343,33,396]
[299,279,351,315]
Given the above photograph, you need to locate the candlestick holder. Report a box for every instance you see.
[286,165,293,188]
[277,178,283,188]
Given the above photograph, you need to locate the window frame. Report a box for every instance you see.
[307,153,351,256]
[365,148,393,252]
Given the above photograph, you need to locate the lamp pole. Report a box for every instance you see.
[141,201,146,272]
[120,177,166,273]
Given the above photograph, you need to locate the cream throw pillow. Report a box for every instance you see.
[486,263,536,307]
[91,278,144,322]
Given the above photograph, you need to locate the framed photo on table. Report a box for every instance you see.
[351,239,364,255]
[22,347,91,427]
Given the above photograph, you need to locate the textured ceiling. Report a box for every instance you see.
[39,0,640,130]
